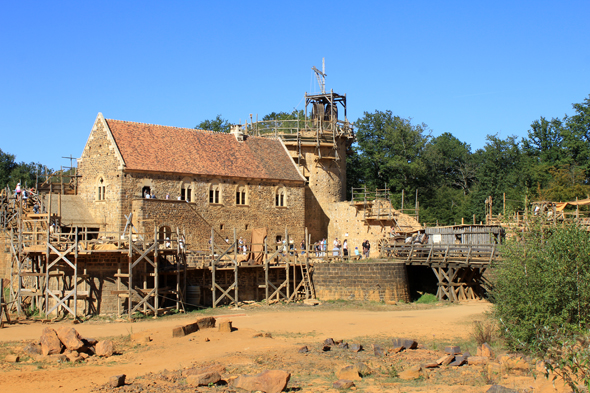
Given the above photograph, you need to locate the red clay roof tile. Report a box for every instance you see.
[105,119,304,182]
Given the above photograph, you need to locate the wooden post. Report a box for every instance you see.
[461,217,464,225]
[234,228,238,307]
[73,227,78,319]
[264,236,269,305]
[153,225,159,316]
[473,214,476,225]
[401,189,404,211]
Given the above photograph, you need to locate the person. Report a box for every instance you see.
[321,238,326,257]
[15,183,21,199]
[177,196,181,200]
[165,237,171,248]
[342,239,348,257]
[314,241,320,257]
[33,203,40,214]
[151,192,156,199]
[300,239,306,254]
[225,237,229,244]
[333,238,340,256]
[354,247,361,257]
[362,239,371,259]
[145,191,151,199]
[165,193,170,200]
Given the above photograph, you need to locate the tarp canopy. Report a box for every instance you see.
[246,227,267,265]
[555,198,590,212]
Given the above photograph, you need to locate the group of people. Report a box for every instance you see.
[14,183,41,213]
[308,238,371,259]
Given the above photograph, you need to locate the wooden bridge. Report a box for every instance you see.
[381,243,500,302]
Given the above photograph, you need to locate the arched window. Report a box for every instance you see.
[141,186,151,198]
[97,177,106,201]
[180,179,192,202]
[209,182,222,204]
[236,184,247,205]
[158,226,172,241]
[275,185,286,207]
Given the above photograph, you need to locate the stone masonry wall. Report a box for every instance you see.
[313,262,410,303]
[131,177,306,250]
[77,115,124,232]
[326,201,391,258]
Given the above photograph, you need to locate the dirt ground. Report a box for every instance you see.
[0,300,571,393]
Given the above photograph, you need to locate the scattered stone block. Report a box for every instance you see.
[82,337,98,346]
[392,338,418,350]
[338,342,349,349]
[389,346,404,354]
[204,337,210,342]
[95,340,114,357]
[423,362,439,368]
[66,352,83,363]
[324,338,335,346]
[218,320,232,333]
[487,385,518,393]
[196,316,216,329]
[373,344,385,357]
[399,365,421,380]
[478,342,494,359]
[449,356,467,367]
[231,370,290,393]
[23,343,42,356]
[468,356,488,365]
[109,374,126,388]
[40,328,63,356]
[487,362,501,377]
[303,299,319,306]
[172,325,186,338]
[80,352,89,360]
[353,362,372,377]
[322,345,331,352]
[187,371,221,386]
[298,346,309,353]
[462,351,472,359]
[437,355,454,366]
[5,355,19,363]
[333,379,355,389]
[336,365,361,381]
[56,327,85,351]
[445,346,461,355]
[183,364,225,377]
[349,343,362,352]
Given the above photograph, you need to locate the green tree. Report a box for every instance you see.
[195,115,231,133]
[0,148,17,190]
[354,110,430,193]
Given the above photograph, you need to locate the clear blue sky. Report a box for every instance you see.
[1,1,589,170]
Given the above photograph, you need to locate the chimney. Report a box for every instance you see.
[230,125,244,142]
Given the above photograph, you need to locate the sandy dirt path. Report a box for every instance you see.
[0,302,491,393]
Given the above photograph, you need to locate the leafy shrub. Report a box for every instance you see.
[490,219,590,348]
[415,293,438,304]
[534,326,590,392]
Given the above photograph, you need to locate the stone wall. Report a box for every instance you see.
[313,262,410,303]
[131,178,306,250]
[77,115,124,232]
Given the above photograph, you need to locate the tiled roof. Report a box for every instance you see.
[105,119,304,182]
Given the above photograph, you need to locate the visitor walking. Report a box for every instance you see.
[342,239,348,257]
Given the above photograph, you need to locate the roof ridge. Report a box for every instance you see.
[105,118,230,135]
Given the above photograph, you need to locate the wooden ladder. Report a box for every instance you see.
[300,263,314,299]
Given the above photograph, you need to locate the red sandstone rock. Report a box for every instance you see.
[40,328,63,356]
[232,370,290,393]
[333,379,355,389]
[95,340,114,357]
[186,371,221,386]
[56,327,85,351]
[218,320,232,333]
[336,365,361,381]
[196,316,216,329]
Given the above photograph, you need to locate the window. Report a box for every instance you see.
[275,186,286,207]
[181,179,192,202]
[236,184,247,205]
[97,177,106,201]
[209,183,221,204]
[142,186,151,198]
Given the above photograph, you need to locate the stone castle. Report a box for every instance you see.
[74,90,421,255]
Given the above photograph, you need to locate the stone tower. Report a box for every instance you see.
[244,90,354,242]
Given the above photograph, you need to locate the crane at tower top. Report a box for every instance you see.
[312,58,326,94]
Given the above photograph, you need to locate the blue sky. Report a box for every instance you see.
[1,1,589,170]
